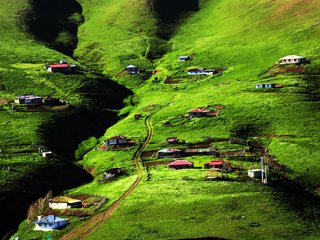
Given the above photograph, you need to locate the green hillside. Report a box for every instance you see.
[8,0,320,239]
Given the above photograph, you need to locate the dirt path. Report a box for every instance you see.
[60,104,168,240]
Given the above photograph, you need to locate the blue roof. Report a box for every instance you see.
[35,215,67,224]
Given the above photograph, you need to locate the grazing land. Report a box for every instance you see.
[5,0,320,239]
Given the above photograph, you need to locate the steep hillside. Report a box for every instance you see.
[0,0,130,238]
[72,0,320,239]
[10,0,320,239]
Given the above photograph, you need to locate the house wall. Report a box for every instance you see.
[49,202,69,209]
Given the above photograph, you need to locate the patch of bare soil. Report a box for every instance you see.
[0,99,9,105]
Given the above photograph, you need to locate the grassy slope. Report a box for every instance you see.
[71,0,320,239]
[10,0,320,239]
[0,0,78,192]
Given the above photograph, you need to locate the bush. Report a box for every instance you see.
[75,137,98,160]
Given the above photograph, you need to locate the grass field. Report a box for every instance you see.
[8,0,320,239]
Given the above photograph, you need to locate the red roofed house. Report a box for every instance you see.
[168,160,193,169]
[204,160,224,169]
[47,64,71,73]
[188,108,211,117]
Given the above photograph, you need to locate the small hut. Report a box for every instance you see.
[34,215,68,231]
[105,136,128,146]
[168,160,193,169]
[49,197,82,210]
[188,108,210,117]
[248,169,264,178]
[178,56,190,62]
[204,160,224,169]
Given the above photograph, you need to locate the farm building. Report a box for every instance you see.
[188,68,216,75]
[104,168,126,179]
[134,114,142,120]
[204,160,224,169]
[47,64,71,73]
[248,169,264,178]
[158,148,182,158]
[33,215,68,231]
[14,95,43,105]
[188,108,211,117]
[49,197,82,210]
[178,56,190,61]
[41,151,53,157]
[167,137,179,144]
[256,83,276,89]
[279,55,307,65]
[125,65,140,74]
[168,160,194,169]
[105,136,128,146]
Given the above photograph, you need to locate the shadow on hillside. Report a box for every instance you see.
[148,0,200,39]
[20,0,83,56]
[1,161,92,239]
[38,75,133,160]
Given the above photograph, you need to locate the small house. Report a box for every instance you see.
[187,68,216,75]
[279,55,307,65]
[34,215,68,231]
[14,95,43,105]
[49,197,82,210]
[105,136,128,146]
[125,65,139,74]
[167,137,179,144]
[256,83,276,89]
[157,148,182,158]
[168,160,193,169]
[248,169,264,178]
[204,160,224,169]
[47,64,71,73]
[42,151,53,157]
[104,168,126,179]
[178,56,190,62]
[188,108,211,117]
[134,114,142,120]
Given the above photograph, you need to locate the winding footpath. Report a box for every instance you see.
[60,103,169,240]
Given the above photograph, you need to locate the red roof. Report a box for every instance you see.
[168,160,193,166]
[189,108,210,113]
[49,64,70,68]
[205,160,224,166]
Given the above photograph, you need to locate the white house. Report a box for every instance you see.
[248,169,264,178]
[34,215,68,231]
[279,55,307,65]
[178,56,190,61]
[42,151,53,157]
[49,197,82,210]
[14,95,43,105]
